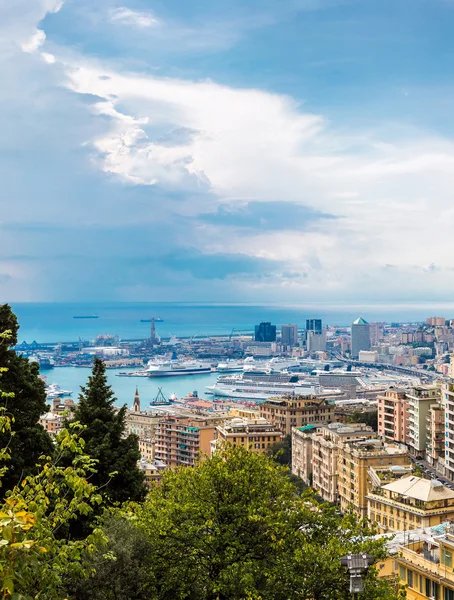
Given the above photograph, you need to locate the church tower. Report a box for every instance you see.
[133,386,140,412]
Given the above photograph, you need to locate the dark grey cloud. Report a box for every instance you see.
[199,201,335,231]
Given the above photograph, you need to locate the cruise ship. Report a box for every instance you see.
[205,373,321,401]
[45,383,72,398]
[146,359,212,378]
[216,360,244,373]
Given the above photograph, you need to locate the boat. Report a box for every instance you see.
[140,317,164,322]
[216,360,244,373]
[45,383,72,398]
[73,315,99,319]
[205,372,321,402]
[146,359,212,378]
[38,357,54,370]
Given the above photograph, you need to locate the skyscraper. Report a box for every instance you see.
[254,322,277,342]
[306,319,322,334]
[351,317,371,358]
[281,324,299,347]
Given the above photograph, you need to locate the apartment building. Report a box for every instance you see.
[397,524,454,600]
[337,439,410,518]
[444,381,454,480]
[426,402,445,467]
[213,417,282,453]
[291,424,316,485]
[406,386,441,457]
[377,388,409,443]
[154,416,217,467]
[259,396,335,435]
[367,475,454,533]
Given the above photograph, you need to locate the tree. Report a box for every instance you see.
[0,422,106,599]
[265,433,291,466]
[68,515,152,600]
[133,445,403,600]
[345,409,378,431]
[69,356,146,505]
[0,304,53,494]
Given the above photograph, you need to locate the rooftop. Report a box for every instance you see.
[382,475,454,502]
[353,317,369,325]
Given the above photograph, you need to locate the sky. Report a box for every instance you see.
[1,0,454,303]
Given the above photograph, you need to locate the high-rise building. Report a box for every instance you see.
[281,323,299,347]
[259,396,335,435]
[351,317,371,358]
[307,330,326,352]
[254,322,276,342]
[306,319,322,334]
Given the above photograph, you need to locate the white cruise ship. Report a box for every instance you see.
[146,359,212,378]
[205,373,321,401]
[45,383,72,398]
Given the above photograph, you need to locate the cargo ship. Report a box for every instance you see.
[73,315,99,319]
[140,317,164,322]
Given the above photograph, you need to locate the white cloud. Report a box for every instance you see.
[109,7,158,28]
[60,58,454,300]
[21,29,46,53]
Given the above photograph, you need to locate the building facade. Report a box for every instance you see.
[281,324,299,348]
[377,388,409,443]
[213,417,282,453]
[254,322,277,342]
[397,526,454,600]
[154,416,217,467]
[367,475,454,533]
[351,317,371,358]
[406,386,441,457]
[337,439,409,517]
[260,396,335,435]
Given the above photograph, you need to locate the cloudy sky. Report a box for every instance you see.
[1,0,454,302]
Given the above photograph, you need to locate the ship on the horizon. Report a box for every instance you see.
[73,315,99,319]
[140,317,164,322]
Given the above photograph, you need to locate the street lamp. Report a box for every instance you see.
[340,553,375,599]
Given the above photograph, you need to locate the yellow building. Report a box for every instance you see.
[213,417,282,453]
[259,396,335,435]
[367,475,454,533]
[338,439,410,518]
[396,524,454,600]
[292,422,377,503]
[155,415,217,467]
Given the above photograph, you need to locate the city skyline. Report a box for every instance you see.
[2,1,454,302]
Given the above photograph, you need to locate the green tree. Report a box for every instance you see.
[0,305,53,494]
[345,409,378,431]
[68,515,152,600]
[133,445,402,600]
[265,433,291,466]
[69,356,146,505]
[0,422,106,599]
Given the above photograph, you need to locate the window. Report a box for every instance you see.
[407,570,413,588]
[444,589,454,600]
[442,549,453,569]
[399,566,406,582]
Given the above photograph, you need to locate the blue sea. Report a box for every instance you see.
[7,301,454,407]
[8,301,453,344]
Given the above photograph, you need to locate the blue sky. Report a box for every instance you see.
[1,0,454,302]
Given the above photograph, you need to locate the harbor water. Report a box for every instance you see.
[43,367,221,408]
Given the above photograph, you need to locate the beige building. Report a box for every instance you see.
[39,397,77,437]
[337,439,410,517]
[155,415,218,467]
[396,524,454,600]
[377,388,409,443]
[367,475,454,533]
[213,417,282,453]
[138,458,167,487]
[292,422,377,503]
[426,402,445,467]
[406,385,441,457]
[124,387,161,444]
[259,396,335,435]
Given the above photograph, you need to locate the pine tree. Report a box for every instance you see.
[70,356,146,504]
[0,304,53,494]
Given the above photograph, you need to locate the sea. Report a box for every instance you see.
[7,301,454,407]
